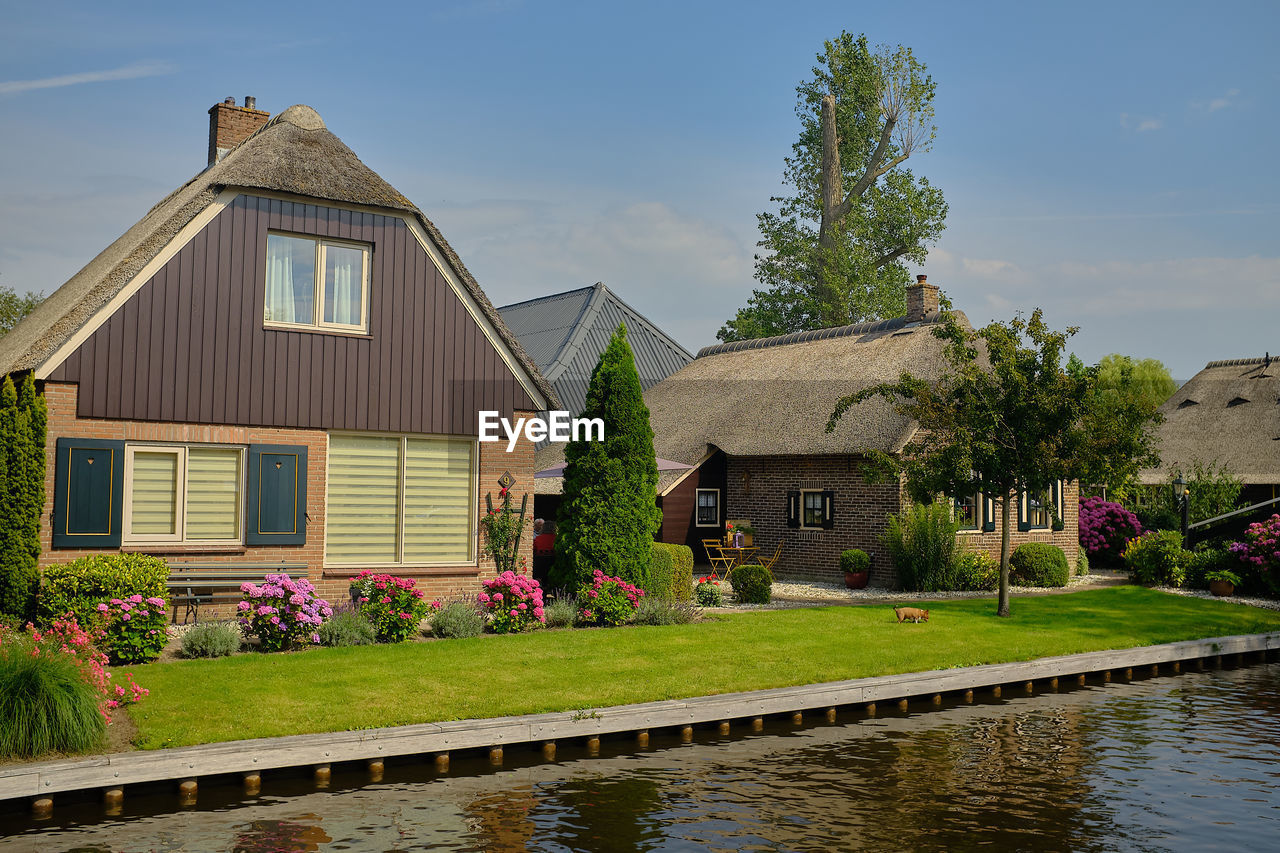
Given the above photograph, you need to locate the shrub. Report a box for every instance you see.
[1123,530,1187,587]
[94,594,169,664]
[1228,514,1280,595]
[1078,497,1142,565]
[181,621,243,658]
[883,503,964,592]
[1185,545,1231,590]
[237,574,332,652]
[316,610,377,647]
[349,571,439,643]
[578,570,645,627]
[840,549,871,574]
[1205,569,1242,587]
[479,571,546,633]
[952,552,999,591]
[0,630,104,758]
[645,542,695,601]
[695,576,724,607]
[730,563,772,604]
[543,596,578,628]
[0,375,47,621]
[1077,551,1090,576]
[633,596,700,625]
[1010,543,1070,588]
[430,602,485,639]
[38,553,170,628]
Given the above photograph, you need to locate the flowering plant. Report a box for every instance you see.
[237,574,332,652]
[1228,513,1280,594]
[478,570,545,633]
[695,576,724,607]
[480,488,528,574]
[17,616,148,721]
[349,571,440,643]
[1078,497,1143,564]
[93,594,168,664]
[578,569,644,627]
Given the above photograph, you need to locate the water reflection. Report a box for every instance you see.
[3,664,1277,852]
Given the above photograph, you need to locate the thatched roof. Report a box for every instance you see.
[0,105,557,406]
[1139,356,1280,485]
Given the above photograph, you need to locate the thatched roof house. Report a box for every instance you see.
[1140,355,1280,498]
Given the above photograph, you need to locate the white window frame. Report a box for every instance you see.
[695,488,720,528]
[800,489,826,530]
[324,432,479,568]
[121,444,246,546]
[263,232,372,334]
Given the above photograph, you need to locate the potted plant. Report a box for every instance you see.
[841,548,871,590]
[1205,569,1241,597]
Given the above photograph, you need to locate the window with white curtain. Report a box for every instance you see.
[123,445,243,544]
[326,434,475,565]
[264,233,369,332]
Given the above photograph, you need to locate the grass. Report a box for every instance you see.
[126,587,1280,750]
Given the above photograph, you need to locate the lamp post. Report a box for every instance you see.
[1172,475,1190,544]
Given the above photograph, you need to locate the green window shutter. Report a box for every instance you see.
[1016,487,1031,532]
[821,490,835,529]
[246,444,307,546]
[52,438,125,548]
[786,490,800,528]
[982,494,996,533]
[1051,480,1066,531]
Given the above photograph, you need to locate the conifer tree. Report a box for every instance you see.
[0,374,47,618]
[552,324,661,592]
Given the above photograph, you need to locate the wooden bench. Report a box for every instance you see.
[165,562,309,624]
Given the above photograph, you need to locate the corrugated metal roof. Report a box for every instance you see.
[498,283,694,418]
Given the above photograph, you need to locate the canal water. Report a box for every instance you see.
[3,662,1277,852]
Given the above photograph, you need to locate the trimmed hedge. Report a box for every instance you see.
[730,563,772,604]
[647,542,694,601]
[38,554,169,628]
[840,549,871,574]
[1010,543,1069,588]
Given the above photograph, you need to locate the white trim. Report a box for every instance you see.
[34,189,240,380]
[694,488,721,528]
[659,449,716,497]
[121,442,245,546]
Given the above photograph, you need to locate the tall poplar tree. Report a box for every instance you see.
[552,324,661,592]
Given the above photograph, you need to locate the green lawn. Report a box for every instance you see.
[127,587,1280,750]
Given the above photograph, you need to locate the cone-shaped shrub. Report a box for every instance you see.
[0,375,47,620]
[552,324,661,593]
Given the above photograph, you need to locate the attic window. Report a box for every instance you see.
[264,233,370,333]
[1227,397,1250,407]
[1177,399,1199,409]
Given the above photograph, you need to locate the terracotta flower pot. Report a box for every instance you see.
[1209,579,1235,597]
[844,571,869,590]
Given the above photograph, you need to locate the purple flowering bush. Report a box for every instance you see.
[93,594,169,664]
[237,575,332,652]
[578,570,645,627]
[1079,497,1143,565]
[478,571,545,633]
[1228,514,1280,594]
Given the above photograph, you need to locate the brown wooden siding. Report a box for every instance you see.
[659,450,727,558]
[50,195,536,433]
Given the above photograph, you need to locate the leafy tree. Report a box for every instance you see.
[828,311,1116,617]
[552,324,661,592]
[0,285,44,338]
[0,374,47,619]
[1069,354,1166,496]
[1095,354,1177,412]
[1172,460,1243,526]
[720,33,947,341]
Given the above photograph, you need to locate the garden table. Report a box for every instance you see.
[718,546,759,568]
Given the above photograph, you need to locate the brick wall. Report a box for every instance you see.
[40,381,536,615]
[724,453,1081,587]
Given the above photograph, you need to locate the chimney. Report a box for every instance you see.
[207,96,269,165]
[906,274,940,323]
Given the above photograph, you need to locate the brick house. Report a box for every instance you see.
[0,99,557,612]
[644,277,1080,586]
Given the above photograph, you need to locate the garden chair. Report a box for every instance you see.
[753,541,783,579]
[702,539,736,579]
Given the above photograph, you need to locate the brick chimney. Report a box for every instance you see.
[207,96,269,165]
[906,274,940,322]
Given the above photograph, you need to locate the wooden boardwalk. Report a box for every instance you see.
[3,631,1276,808]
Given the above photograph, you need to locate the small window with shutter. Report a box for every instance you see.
[122,444,245,545]
[800,489,834,530]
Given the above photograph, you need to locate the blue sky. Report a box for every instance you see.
[2,0,1277,379]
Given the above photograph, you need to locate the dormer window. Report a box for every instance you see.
[1177,399,1199,409]
[265,232,370,333]
[1227,397,1250,407]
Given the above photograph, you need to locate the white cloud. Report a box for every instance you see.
[1119,112,1164,132]
[1194,88,1241,113]
[0,61,175,96]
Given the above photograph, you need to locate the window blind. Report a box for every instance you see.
[403,438,472,562]
[186,448,241,540]
[327,435,401,562]
[130,451,179,536]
